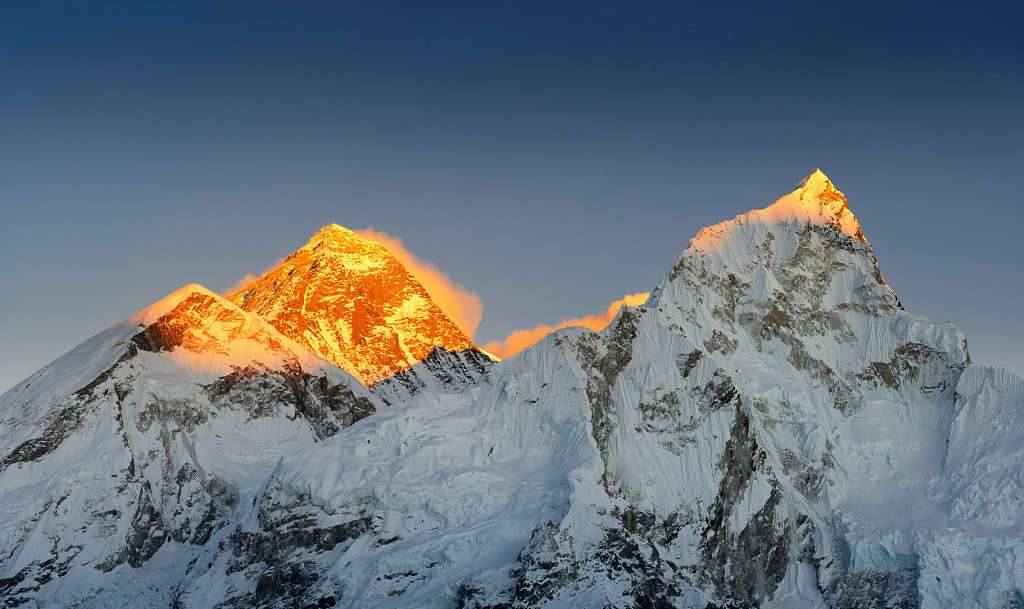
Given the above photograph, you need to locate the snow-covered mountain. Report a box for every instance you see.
[228,225,478,386]
[0,224,493,607]
[0,285,382,606]
[2,171,1022,608]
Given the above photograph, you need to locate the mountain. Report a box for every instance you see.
[0,285,381,606]
[0,225,491,607]
[2,171,1022,608]
[227,224,478,386]
[175,170,1022,608]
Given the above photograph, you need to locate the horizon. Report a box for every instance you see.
[2,2,1022,391]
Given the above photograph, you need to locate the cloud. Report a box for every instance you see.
[221,257,286,297]
[223,274,259,296]
[483,293,650,358]
[356,227,484,339]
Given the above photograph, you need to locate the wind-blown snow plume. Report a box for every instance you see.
[356,227,483,339]
[483,292,650,358]
[220,258,286,296]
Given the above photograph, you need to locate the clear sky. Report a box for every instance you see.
[2,1,1022,392]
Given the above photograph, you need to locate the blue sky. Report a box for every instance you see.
[2,1,1022,391]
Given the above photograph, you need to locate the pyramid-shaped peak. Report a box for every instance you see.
[792,169,864,242]
[301,224,384,253]
[311,223,357,239]
[228,223,477,385]
[688,170,865,253]
[796,168,844,204]
[797,168,830,190]
[794,168,843,204]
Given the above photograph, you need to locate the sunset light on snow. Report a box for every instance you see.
[1,3,1022,605]
[1,2,1022,394]
[218,222,648,364]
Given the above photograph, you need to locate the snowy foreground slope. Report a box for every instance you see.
[3,170,1022,608]
[177,171,1023,609]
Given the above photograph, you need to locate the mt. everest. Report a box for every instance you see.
[227,225,481,387]
[1,171,1021,608]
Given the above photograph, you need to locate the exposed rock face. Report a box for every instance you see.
[173,480,377,609]
[199,482,374,609]
[228,225,477,386]
[371,346,495,406]
[0,223,483,606]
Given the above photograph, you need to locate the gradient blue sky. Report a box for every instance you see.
[2,1,1022,392]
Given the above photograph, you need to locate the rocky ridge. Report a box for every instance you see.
[0,226,494,607]
[370,346,495,406]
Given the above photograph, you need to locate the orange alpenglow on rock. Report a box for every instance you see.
[792,168,865,243]
[228,224,477,386]
[354,227,483,340]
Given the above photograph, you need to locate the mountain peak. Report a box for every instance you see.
[299,223,387,256]
[688,170,866,255]
[227,225,476,385]
[127,283,221,326]
[306,223,359,244]
[796,167,829,190]
[792,168,865,242]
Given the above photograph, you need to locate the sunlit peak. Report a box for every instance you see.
[313,223,355,237]
[792,168,865,242]
[689,169,865,253]
[796,169,842,205]
[128,283,222,327]
[796,168,831,191]
[303,223,362,248]
[293,224,397,264]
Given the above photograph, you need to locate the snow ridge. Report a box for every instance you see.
[370,346,495,406]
